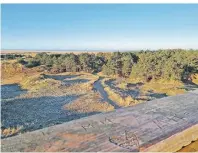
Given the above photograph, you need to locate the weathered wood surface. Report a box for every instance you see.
[2,90,198,152]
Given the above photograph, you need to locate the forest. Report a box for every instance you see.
[15,49,198,82]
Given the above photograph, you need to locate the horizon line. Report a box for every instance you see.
[1,48,198,52]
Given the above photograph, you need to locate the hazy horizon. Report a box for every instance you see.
[2,47,198,51]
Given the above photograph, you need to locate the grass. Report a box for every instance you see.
[1,65,98,95]
[140,79,186,96]
[16,74,63,98]
[116,82,128,89]
[60,73,114,113]
[1,60,41,85]
[101,78,138,107]
[100,76,188,107]
[75,72,99,91]
[20,74,59,91]
[1,126,23,138]
[17,72,100,98]
[191,73,198,85]
[46,72,99,91]
[97,72,117,79]
[64,91,114,113]
[2,60,195,114]
[1,61,24,84]
[125,77,186,96]
[19,73,82,97]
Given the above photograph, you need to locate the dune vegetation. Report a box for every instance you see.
[64,92,114,113]
[101,78,139,107]
[2,50,198,103]
[1,126,23,138]
[1,49,198,138]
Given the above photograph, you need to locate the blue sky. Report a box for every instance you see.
[2,4,198,50]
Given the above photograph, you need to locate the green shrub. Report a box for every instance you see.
[26,59,40,68]
[17,58,26,65]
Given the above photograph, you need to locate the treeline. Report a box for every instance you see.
[19,49,198,82]
[131,50,198,81]
[1,54,24,60]
[19,52,110,72]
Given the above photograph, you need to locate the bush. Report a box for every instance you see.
[17,58,27,65]
[26,59,40,68]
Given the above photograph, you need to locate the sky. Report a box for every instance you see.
[1,4,198,51]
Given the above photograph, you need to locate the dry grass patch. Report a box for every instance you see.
[1,61,41,85]
[47,72,99,91]
[97,72,117,79]
[104,86,138,107]
[191,73,198,85]
[73,72,99,90]
[19,74,73,98]
[127,77,186,96]
[140,79,185,96]
[1,126,23,138]
[20,74,60,91]
[19,72,99,98]
[1,61,23,84]
[101,78,138,107]
[64,92,114,113]
[116,82,128,89]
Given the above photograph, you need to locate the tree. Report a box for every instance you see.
[17,58,26,65]
[26,59,40,68]
[24,50,198,83]
[111,52,122,76]
[63,54,78,72]
[121,52,138,77]
[102,59,116,75]
[79,53,93,72]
